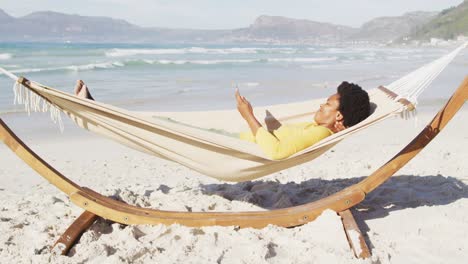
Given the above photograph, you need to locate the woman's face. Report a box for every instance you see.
[314,93,342,126]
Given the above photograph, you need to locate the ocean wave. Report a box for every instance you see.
[241,82,260,87]
[0,64,19,68]
[386,56,410,60]
[8,59,249,74]
[159,59,255,65]
[233,82,260,88]
[0,53,12,60]
[127,58,259,65]
[105,47,297,57]
[354,75,390,83]
[267,57,337,63]
[135,57,335,65]
[177,88,192,94]
[321,48,352,54]
[8,56,339,74]
[66,62,125,71]
[11,62,125,74]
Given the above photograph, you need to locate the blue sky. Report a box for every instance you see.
[0,0,464,29]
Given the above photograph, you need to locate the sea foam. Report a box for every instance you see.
[0,53,12,60]
[11,62,125,74]
[105,47,297,57]
[267,57,337,62]
[8,56,340,74]
[136,58,256,65]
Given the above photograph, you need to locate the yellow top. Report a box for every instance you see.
[239,122,333,160]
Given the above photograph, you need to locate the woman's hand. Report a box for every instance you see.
[235,89,262,135]
[235,89,254,120]
[333,121,346,132]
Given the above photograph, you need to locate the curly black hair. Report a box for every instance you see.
[337,81,371,127]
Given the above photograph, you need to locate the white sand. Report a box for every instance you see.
[0,107,467,263]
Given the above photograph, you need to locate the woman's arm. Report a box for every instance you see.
[235,89,262,135]
[235,90,332,160]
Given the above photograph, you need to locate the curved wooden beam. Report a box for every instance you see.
[70,187,364,228]
[0,76,466,229]
[0,117,364,228]
[357,76,468,194]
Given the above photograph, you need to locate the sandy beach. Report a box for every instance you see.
[1,1,468,262]
[0,101,467,263]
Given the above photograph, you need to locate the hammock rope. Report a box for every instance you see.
[388,42,467,104]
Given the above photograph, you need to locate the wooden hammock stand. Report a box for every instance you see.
[1,77,467,259]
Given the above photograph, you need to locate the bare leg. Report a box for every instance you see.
[74,80,95,100]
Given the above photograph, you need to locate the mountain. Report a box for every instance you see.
[0,8,454,44]
[0,9,14,23]
[0,10,154,42]
[349,12,436,42]
[404,1,468,40]
[226,15,357,43]
[0,9,230,43]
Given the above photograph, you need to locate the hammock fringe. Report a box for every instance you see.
[13,81,64,132]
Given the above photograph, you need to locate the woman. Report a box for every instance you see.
[74,80,370,160]
[236,82,370,160]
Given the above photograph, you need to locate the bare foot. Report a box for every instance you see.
[74,80,84,95]
[74,80,94,100]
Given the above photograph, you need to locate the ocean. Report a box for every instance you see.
[1,43,467,115]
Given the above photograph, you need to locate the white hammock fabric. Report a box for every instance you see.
[0,43,465,182]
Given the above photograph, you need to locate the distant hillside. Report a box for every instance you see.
[0,8,458,44]
[0,9,228,43]
[350,12,436,42]
[226,15,357,43]
[0,10,143,42]
[0,9,14,23]
[405,0,468,40]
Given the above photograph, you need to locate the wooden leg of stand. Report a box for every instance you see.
[53,211,98,255]
[339,209,371,259]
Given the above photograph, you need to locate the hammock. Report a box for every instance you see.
[0,43,466,182]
